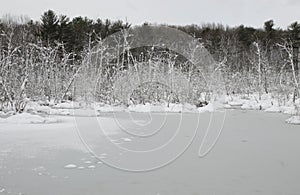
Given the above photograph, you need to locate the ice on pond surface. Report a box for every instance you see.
[0,110,300,195]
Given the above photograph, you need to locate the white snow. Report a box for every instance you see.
[126,102,213,113]
[2,95,299,126]
[0,113,58,124]
[121,138,132,142]
[23,100,217,117]
[264,105,281,113]
[223,94,300,124]
[281,106,299,115]
[95,104,126,112]
[286,116,300,125]
[49,109,71,116]
[53,102,80,109]
[87,165,96,169]
[228,101,244,106]
[197,103,215,113]
[64,164,77,169]
[127,103,159,113]
[26,102,70,116]
[223,104,232,109]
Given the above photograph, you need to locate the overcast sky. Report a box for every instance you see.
[1,0,300,28]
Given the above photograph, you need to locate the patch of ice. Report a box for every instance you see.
[88,165,96,169]
[84,161,92,164]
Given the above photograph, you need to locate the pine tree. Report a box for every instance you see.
[41,10,59,45]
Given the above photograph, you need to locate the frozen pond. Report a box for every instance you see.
[0,110,300,195]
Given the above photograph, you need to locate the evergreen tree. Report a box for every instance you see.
[41,10,59,45]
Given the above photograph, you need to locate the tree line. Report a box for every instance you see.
[0,10,299,112]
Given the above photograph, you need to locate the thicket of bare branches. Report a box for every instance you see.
[0,15,299,114]
[0,20,80,112]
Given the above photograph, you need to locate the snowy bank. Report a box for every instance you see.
[223,93,300,125]
[125,103,213,113]
[53,102,81,109]
[286,116,300,125]
[0,113,59,124]
[26,102,71,116]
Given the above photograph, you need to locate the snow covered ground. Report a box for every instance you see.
[223,93,300,125]
[0,110,300,194]
[0,113,59,124]
[1,93,298,126]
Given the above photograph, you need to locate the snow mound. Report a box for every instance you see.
[53,102,80,109]
[127,103,204,113]
[223,104,232,109]
[264,105,281,113]
[228,101,244,106]
[0,113,59,124]
[241,100,262,110]
[64,164,77,169]
[286,116,300,125]
[26,102,71,116]
[128,103,163,112]
[281,106,299,115]
[49,109,71,116]
[96,105,126,112]
[122,138,132,142]
[198,103,214,113]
